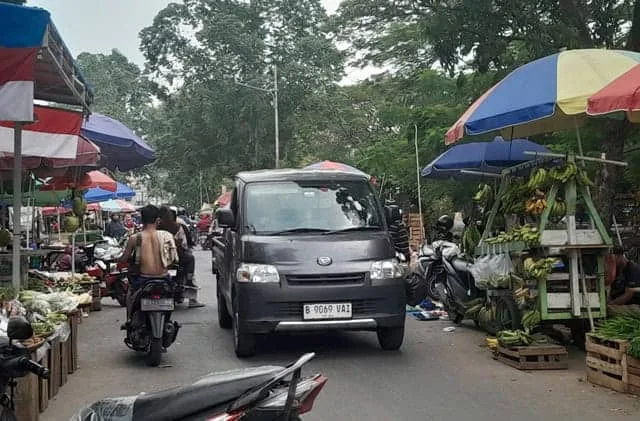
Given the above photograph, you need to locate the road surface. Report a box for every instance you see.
[43,251,639,420]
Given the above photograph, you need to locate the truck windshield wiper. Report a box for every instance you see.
[268,227,330,236]
[322,225,382,235]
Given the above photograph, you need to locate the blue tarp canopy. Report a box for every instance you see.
[84,182,135,203]
[81,113,155,171]
[422,137,550,180]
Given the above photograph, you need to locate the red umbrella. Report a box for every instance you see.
[587,65,640,122]
[40,170,117,192]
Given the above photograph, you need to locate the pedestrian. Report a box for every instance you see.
[104,214,127,239]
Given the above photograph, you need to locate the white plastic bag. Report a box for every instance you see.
[472,253,513,289]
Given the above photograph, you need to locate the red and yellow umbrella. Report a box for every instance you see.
[587,65,640,122]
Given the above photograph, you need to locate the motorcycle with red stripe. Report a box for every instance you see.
[0,317,327,421]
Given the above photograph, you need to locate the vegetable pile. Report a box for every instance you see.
[595,316,640,359]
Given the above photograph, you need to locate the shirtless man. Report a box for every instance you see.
[120,204,178,326]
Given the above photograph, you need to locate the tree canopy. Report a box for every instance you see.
[75,0,640,226]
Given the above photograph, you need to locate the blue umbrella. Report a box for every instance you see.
[82,113,155,171]
[422,137,550,180]
[85,182,135,203]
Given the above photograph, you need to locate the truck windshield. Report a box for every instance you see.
[244,180,383,235]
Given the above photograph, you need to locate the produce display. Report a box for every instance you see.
[594,316,640,359]
[0,228,12,248]
[488,330,557,348]
[466,155,610,343]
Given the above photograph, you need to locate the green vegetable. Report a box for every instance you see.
[596,316,640,359]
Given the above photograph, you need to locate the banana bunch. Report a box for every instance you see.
[523,257,558,282]
[513,286,530,305]
[477,305,495,328]
[473,184,493,203]
[463,298,486,320]
[550,200,567,218]
[486,337,499,350]
[521,309,541,330]
[525,198,547,215]
[527,168,549,189]
[549,163,577,183]
[497,329,534,347]
[462,225,482,255]
[484,224,540,246]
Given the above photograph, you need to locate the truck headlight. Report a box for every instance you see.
[237,263,280,283]
[370,260,403,279]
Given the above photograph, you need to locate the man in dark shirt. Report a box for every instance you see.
[609,246,640,305]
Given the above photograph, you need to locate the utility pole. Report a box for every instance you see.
[235,65,280,168]
[199,171,203,207]
[414,124,424,239]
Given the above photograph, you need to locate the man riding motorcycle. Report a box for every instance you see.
[158,206,204,308]
[119,204,178,327]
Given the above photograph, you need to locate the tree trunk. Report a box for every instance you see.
[592,121,628,228]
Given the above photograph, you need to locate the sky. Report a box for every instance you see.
[29,0,372,83]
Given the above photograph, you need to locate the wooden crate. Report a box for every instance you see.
[60,339,69,387]
[38,348,49,413]
[496,345,568,370]
[68,311,79,373]
[14,352,40,421]
[48,337,60,399]
[586,333,640,396]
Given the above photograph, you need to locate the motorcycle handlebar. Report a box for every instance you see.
[20,357,49,379]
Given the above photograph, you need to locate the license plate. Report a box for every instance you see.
[141,298,174,311]
[169,269,177,277]
[303,303,352,320]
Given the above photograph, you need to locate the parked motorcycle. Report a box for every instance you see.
[0,317,49,421]
[424,215,520,334]
[70,353,325,421]
[124,278,180,366]
[84,238,129,307]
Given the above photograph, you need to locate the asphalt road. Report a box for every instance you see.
[43,250,640,421]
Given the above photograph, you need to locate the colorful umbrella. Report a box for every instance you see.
[0,136,99,171]
[40,170,117,192]
[99,199,136,213]
[423,138,550,179]
[82,113,155,171]
[85,182,135,203]
[446,49,640,144]
[587,65,640,122]
[303,160,369,176]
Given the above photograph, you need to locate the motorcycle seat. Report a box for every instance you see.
[451,258,472,274]
[129,365,283,421]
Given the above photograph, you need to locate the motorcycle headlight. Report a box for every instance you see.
[370,260,403,279]
[237,263,280,283]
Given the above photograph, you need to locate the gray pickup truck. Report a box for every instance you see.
[212,169,407,357]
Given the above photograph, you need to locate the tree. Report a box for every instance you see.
[336,0,640,226]
[76,50,153,137]
[138,0,344,206]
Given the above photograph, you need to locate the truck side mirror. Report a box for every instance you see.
[216,207,235,228]
[384,205,402,224]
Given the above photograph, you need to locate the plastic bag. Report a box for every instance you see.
[405,273,428,306]
[471,253,513,289]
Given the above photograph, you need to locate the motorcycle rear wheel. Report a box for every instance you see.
[146,337,162,366]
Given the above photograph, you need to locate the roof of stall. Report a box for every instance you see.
[0,2,93,108]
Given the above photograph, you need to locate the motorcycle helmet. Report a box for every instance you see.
[436,215,454,232]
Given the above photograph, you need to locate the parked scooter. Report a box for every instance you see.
[84,237,129,307]
[70,353,325,421]
[124,278,180,366]
[423,215,520,334]
[0,317,50,421]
